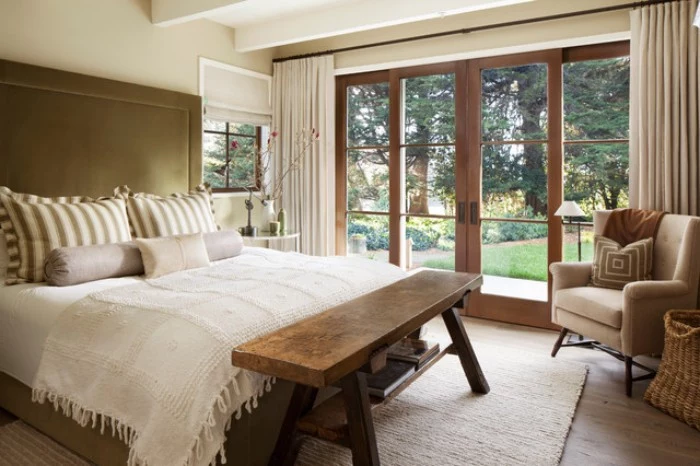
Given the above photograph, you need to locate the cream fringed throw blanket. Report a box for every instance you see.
[31,249,406,466]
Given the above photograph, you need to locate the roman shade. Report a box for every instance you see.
[201,59,272,126]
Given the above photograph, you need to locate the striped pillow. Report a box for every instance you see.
[114,184,219,238]
[0,187,132,284]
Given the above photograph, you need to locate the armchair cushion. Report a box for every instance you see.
[555,287,623,328]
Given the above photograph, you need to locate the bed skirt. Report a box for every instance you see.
[0,372,296,466]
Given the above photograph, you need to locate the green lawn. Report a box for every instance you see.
[421,241,593,281]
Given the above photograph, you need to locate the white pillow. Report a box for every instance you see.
[0,230,8,280]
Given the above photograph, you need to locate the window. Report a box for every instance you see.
[199,59,272,193]
[346,80,391,262]
[563,44,630,261]
[203,119,263,192]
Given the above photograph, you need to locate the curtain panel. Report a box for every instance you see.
[272,56,336,256]
[630,0,700,215]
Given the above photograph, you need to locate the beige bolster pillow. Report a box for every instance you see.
[45,230,244,286]
[45,242,144,286]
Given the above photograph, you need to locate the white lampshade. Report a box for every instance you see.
[694,5,700,28]
[554,201,585,217]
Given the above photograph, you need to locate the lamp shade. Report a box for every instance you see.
[554,201,585,217]
[694,4,700,28]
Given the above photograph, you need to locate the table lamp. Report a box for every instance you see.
[555,201,585,261]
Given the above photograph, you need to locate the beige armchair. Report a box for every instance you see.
[550,211,700,396]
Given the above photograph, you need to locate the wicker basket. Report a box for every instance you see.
[644,310,700,430]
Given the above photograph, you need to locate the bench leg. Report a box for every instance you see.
[268,383,318,466]
[442,306,490,394]
[341,371,381,466]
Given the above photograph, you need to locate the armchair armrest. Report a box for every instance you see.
[622,280,695,356]
[550,262,592,293]
[624,280,689,300]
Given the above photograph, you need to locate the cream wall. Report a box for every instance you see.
[0,0,273,229]
[0,0,273,94]
[275,0,632,71]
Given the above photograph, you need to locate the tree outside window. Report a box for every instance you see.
[203,119,262,192]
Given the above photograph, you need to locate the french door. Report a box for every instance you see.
[336,43,629,329]
[464,51,562,328]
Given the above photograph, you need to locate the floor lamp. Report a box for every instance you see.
[555,201,585,261]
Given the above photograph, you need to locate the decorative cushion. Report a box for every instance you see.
[135,233,211,279]
[202,230,244,262]
[44,230,244,286]
[115,185,219,238]
[591,235,653,290]
[0,187,132,284]
[45,242,144,286]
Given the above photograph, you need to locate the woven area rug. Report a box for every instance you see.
[0,343,586,466]
[297,343,588,466]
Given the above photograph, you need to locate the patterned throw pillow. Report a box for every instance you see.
[591,235,654,290]
[0,187,132,284]
[114,184,219,238]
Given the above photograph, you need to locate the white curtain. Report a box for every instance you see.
[272,56,335,255]
[629,0,700,215]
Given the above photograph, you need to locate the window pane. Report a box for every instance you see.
[481,64,548,142]
[564,57,630,140]
[347,149,389,212]
[402,73,455,144]
[482,144,547,220]
[563,223,594,263]
[203,119,226,131]
[229,123,256,136]
[405,146,455,215]
[481,220,548,301]
[347,83,390,147]
[203,133,227,189]
[564,143,629,220]
[347,214,389,262]
[406,217,454,271]
[229,135,257,189]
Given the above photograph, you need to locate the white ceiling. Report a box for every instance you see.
[152,0,533,52]
[211,0,363,27]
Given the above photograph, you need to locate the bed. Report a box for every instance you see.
[0,59,407,466]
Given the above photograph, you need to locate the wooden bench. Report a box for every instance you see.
[232,270,489,466]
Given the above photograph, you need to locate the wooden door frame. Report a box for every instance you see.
[335,41,630,330]
[464,49,562,329]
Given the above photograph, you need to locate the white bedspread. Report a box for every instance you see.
[0,277,142,385]
[31,248,405,466]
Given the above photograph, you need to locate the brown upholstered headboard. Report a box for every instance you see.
[0,59,202,198]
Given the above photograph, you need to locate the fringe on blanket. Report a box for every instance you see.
[32,375,277,466]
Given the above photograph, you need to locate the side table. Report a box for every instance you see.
[242,232,300,253]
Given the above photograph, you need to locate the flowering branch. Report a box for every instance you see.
[230,128,320,204]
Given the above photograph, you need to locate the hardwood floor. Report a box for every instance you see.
[0,407,15,427]
[1,317,699,465]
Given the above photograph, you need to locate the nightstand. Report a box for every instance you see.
[242,232,300,252]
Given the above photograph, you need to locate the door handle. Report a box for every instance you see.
[457,202,466,224]
[470,202,478,225]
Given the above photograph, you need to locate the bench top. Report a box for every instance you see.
[231,270,482,387]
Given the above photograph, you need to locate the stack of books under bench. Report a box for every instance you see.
[366,338,440,398]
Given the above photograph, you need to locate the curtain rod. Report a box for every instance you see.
[272,0,678,63]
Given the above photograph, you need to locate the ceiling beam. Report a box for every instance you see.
[151,0,244,27]
[231,0,532,52]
